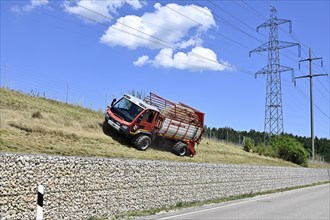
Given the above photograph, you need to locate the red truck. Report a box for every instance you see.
[103,93,204,156]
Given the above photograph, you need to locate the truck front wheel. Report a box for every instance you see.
[173,142,187,156]
[132,135,151,151]
[102,121,112,135]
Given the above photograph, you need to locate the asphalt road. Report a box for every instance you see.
[135,183,330,220]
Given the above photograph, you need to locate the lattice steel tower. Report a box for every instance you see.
[249,5,300,140]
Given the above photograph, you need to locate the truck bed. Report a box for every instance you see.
[145,93,204,143]
[157,117,203,141]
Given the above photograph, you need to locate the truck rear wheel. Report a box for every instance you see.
[173,142,187,156]
[132,135,151,151]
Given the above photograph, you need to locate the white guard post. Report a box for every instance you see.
[36,185,44,220]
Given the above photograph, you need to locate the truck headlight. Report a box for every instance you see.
[121,125,129,132]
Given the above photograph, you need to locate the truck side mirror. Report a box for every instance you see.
[111,98,117,107]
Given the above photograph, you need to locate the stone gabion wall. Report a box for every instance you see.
[0,153,329,219]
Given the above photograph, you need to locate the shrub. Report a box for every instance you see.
[270,136,308,166]
[254,143,277,158]
[243,138,254,152]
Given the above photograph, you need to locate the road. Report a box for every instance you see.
[135,184,330,220]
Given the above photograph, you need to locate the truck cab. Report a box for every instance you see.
[104,94,159,150]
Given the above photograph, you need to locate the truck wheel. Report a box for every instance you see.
[102,121,112,135]
[173,142,187,156]
[132,135,151,151]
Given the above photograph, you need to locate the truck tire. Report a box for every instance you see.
[132,135,151,151]
[173,142,187,156]
[102,121,112,135]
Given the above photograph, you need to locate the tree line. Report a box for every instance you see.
[203,126,330,162]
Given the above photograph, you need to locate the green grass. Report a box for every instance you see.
[1,88,328,168]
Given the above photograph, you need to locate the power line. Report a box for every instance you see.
[315,77,329,93]
[159,0,253,50]
[294,85,329,119]
[240,1,267,20]
[276,10,316,58]
[42,2,178,50]
[192,0,265,44]
[206,0,266,37]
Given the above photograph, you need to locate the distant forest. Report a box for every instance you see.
[203,126,330,162]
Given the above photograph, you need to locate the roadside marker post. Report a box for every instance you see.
[37,185,44,220]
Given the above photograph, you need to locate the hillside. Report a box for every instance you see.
[0,88,308,167]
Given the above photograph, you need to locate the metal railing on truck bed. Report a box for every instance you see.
[144,93,204,127]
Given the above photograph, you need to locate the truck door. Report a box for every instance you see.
[137,110,158,132]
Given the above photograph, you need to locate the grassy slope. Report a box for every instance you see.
[1,88,323,168]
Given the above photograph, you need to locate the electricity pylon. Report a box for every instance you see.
[249,5,300,141]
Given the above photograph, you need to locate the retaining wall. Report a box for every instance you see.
[0,153,329,219]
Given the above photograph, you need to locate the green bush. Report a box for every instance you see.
[254,143,277,158]
[270,136,308,166]
[243,138,254,152]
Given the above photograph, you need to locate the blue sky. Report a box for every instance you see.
[1,0,329,139]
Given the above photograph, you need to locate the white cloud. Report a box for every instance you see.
[113,3,234,72]
[100,3,215,49]
[31,0,48,7]
[176,36,203,49]
[135,47,234,72]
[11,0,48,14]
[126,0,144,10]
[64,0,144,23]
[14,1,231,72]
[133,55,150,66]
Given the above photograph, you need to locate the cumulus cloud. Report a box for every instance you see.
[134,47,234,72]
[101,3,233,71]
[100,3,215,49]
[11,0,48,14]
[64,0,144,23]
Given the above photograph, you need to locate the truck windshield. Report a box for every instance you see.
[111,98,143,122]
